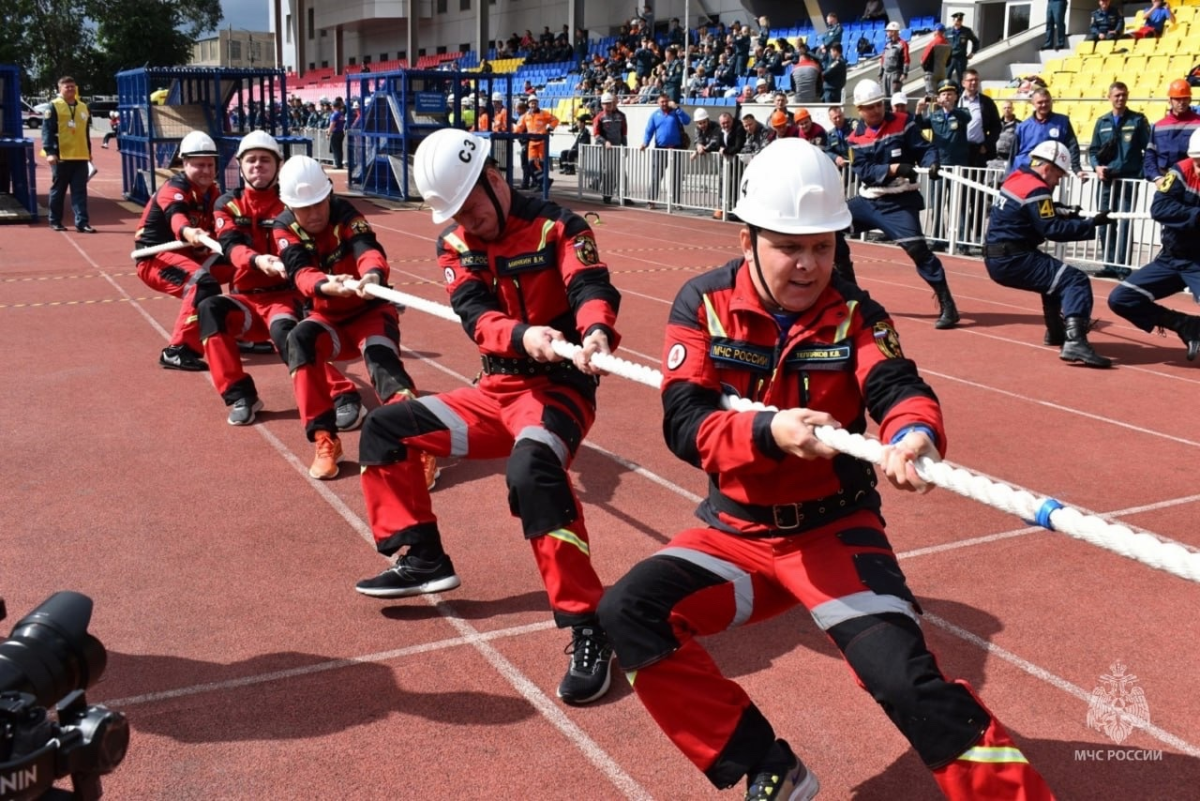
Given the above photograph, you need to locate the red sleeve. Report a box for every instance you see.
[276,225,326,298]
[556,219,621,349]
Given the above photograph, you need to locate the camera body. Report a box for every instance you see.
[0,593,129,801]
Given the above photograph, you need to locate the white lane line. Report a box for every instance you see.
[925,612,1200,757]
[66,238,652,801]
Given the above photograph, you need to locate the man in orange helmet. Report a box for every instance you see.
[1144,79,1199,184]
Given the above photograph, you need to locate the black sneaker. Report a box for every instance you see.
[50,223,67,232]
[355,554,461,598]
[76,225,97,233]
[335,398,366,431]
[237,340,275,354]
[227,397,264,426]
[556,625,614,705]
[159,344,208,371]
[745,740,820,801]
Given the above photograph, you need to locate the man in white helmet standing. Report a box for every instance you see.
[273,155,436,485]
[984,139,1114,367]
[844,79,960,328]
[197,132,363,427]
[591,91,628,204]
[355,129,622,707]
[133,129,227,371]
[598,138,1056,801]
[1108,127,1200,361]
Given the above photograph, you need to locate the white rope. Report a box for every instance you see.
[343,279,1200,584]
[130,233,224,261]
[919,167,1151,220]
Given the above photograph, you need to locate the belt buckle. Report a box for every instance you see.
[772,503,803,530]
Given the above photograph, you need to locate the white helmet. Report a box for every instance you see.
[853,79,885,107]
[694,107,709,121]
[413,128,490,224]
[491,91,504,102]
[732,139,852,234]
[886,21,902,31]
[1030,140,1072,173]
[278,155,333,208]
[600,92,615,103]
[1188,126,1200,159]
[180,131,218,159]
[891,92,908,107]
[236,130,283,160]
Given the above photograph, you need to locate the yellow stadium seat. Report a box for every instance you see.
[1045,57,1066,73]
[1103,54,1130,72]
[1089,39,1116,56]
[1063,56,1083,72]
[1130,35,1157,53]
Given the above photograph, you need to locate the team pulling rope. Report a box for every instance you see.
[344,279,1200,585]
[919,168,1150,220]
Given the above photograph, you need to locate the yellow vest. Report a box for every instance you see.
[50,97,91,161]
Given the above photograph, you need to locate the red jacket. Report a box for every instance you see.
[213,185,291,292]
[661,259,946,536]
[133,173,219,254]
[436,192,621,358]
[275,196,389,320]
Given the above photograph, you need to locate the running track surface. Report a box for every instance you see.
[4,145,1200,800]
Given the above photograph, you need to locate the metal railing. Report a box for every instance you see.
[572,144,1163,272]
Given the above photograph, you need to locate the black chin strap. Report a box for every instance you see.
[748,226,784,312]
[480,176,507,235]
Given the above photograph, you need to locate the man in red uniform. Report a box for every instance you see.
[133,130,224,371]
[597,139,1055,801]
[199,132,364,427]
[273,156,435,484]
[355,129,621,706]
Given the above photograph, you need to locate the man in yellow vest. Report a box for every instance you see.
[41,76,95,233]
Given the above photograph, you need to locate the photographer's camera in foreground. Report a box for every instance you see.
[0,592,128,800]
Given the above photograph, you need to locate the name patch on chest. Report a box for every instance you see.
[495,252,552,274]
[709,340,773,371]
[785,343,852,371]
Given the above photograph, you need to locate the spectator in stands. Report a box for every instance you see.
[790,44,824,103]
[1129,0,1176,39]
[921,24,952,98]
[1009,88,1083,178]
[753,63,776,94]
[826,106,854,168]
[1087,0,1126,49]
[946,13,980,86]
[520,30,535,49]
[640,93,691,207]
[818,12,843,61]
[776,36,796,62]
[668,18,685,47]
[1145,79,1200,183]
[990,101,1021,169]
[686,66,708,99]
[662,46,685,102]
[822,44,848,103]
[732,21,753,76]
[712,53,737,91]
[1109,128,1200,362]
[794,108,828,148]
[328,98,346,170]
[857,34,877,59]
[879,21,910,96]
[753,77,774,102]
[862,0,888,23]
[714,111,746,219]
[1043,0,1069,50]
[1090,81,1152,277]
[690,107,722,160]
[959,69,1001,168]
[740,113,770,157]
[756,15,772,50]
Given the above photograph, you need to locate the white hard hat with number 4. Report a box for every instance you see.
[278,155,333,208]
[236,130,283,160]
[1189,126,1200,159]
[853,79,886,107]
[180,131,218,159]
[732,138,853,234]
[1030,140,1072,173]
[413,128,490,224]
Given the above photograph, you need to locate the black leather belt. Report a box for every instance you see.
[983,242,1036,258]
[706,462,879,533]
[481,355,577,376]
[235,282,292,295]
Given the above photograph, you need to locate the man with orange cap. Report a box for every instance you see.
[1144,79,1200,184]
[793,108,828,148]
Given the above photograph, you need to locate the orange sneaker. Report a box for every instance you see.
[420,450,440,491]
[309,431,343,479]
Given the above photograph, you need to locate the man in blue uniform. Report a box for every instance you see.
[1009,89,1083,176]
[945,13,979,86]
[1108,128,1200,361]
[916,79,971,246]
[984,140,1114,367]
[845,79,959,328]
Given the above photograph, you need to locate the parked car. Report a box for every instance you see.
[21,99,43,129]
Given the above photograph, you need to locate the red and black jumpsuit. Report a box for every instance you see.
[133,173,224,351]
[358,192,621,629]
[597,260,1054,799]
[275,196,416,441]
[200,185,359,410]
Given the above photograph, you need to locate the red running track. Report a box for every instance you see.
[3,143,1200,799]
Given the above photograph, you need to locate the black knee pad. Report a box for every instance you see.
[197,295,237,341]
[829,613,990,768]
[899,239,935,265]
[286,319,326,373]
[506,438,578,538]
[363,343,415,402]
[191,270,223,310]
[358,400,445,466]
[269,316,297,364]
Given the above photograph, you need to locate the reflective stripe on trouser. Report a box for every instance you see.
[984,251,1094,320]
[137,251,210,349]
[1108,254,1200,332]
[359,378,603,622]
[933,701,1056,800]
[289,305,403,440]
[848,194,946,285]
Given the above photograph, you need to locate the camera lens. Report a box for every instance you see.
[0,591,107,708]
